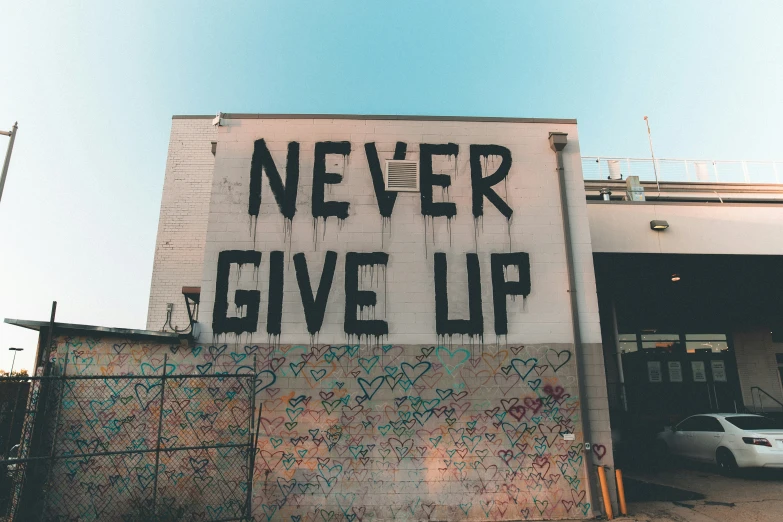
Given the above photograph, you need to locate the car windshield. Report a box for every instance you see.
[725,416,780,430]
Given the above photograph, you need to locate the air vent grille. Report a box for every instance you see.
[384,160,420,192]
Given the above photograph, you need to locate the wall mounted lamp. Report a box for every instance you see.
[650,220,669,231]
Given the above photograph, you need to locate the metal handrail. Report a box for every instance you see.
[750,386,783,414]
[582,156,783,185]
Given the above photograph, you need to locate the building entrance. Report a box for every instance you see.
[594,253,783,468]
[619,333,738,418]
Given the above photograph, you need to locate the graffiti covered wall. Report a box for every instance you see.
[49,335,594,521]
[143,116,612,519]
[199,117,599,347]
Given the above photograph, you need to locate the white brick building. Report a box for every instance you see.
[146,114,610,520]
[7,113,783,521]
[144,113,783,520]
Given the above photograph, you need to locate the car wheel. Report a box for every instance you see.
[716,447,738,476]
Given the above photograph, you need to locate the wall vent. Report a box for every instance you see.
[384,160,420,192]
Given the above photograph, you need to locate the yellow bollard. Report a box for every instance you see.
[597,465,614,520]
[616,468,628,515]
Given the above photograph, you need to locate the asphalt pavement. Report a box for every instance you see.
[620,462,783,521]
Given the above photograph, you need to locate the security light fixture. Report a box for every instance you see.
[671,274,681,282]
[650,220,669,231]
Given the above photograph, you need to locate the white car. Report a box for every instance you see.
[657,413,783,474]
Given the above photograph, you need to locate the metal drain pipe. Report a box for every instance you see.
[549,132,601,515]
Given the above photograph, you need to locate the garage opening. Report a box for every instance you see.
[594,253,783,469]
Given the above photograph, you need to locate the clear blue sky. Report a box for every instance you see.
[1,1,781,372]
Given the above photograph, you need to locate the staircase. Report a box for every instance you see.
[746,387,783,424]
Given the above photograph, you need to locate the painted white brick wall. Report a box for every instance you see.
[734,327,783,410]
[198,117,602,347]
[145,115,617,519]
[146,118,217,331]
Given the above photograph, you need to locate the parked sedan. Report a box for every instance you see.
[656,413,783,474]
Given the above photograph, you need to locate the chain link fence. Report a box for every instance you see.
[0,360,255,521]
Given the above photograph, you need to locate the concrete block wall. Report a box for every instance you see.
[588,202,783,255]
[146,117,217,332]
[139,115,615,520]
[199,116,614,519]
[44,335,597,521]
[200,117,599,347]
[734,327,783,410]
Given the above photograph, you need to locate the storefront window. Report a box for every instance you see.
[640,333,680,350]
[619,332,730,353]
[685,334,728,353]
[618,333,638,353]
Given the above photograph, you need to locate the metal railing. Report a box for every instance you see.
[582,156,783,185]
[750,386,783,414]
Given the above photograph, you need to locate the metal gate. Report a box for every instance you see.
[2,356,255,521]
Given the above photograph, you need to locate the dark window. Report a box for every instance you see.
[725,416,780,430]
[676,416,701,431]
[676,416,724,432]
[620,333,730,353]
[777,355,783,394]
[640,333,680,351]
[700,417,725,433]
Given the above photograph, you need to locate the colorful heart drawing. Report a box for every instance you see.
[436,347,470,375]
[510,358,538,380]
[134,382,162,411]
[592,444,607,460]
[357,376,385,400]
[546,349,572,372]
[400,361,431,384]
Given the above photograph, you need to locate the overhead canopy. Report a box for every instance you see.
[4,318,182,343]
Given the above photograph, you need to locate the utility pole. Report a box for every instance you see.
[0,122,19,205]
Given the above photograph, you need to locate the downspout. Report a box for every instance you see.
[549,132,600,514]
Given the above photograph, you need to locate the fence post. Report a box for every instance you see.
[39,348,70,521]
[3,383,22,460]
[152,354,168,516]
[246,357,257,519]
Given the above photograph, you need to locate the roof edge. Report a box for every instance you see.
[5,318,182,343]
[172,113,578,124]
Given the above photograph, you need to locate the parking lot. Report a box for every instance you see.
[622,463,783,521]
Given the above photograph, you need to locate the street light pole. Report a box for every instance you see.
[8,348,23,375]
[0,122,19,205]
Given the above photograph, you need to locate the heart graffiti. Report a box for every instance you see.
[45,338,593,521]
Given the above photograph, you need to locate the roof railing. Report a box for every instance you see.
[582,156,782,185]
